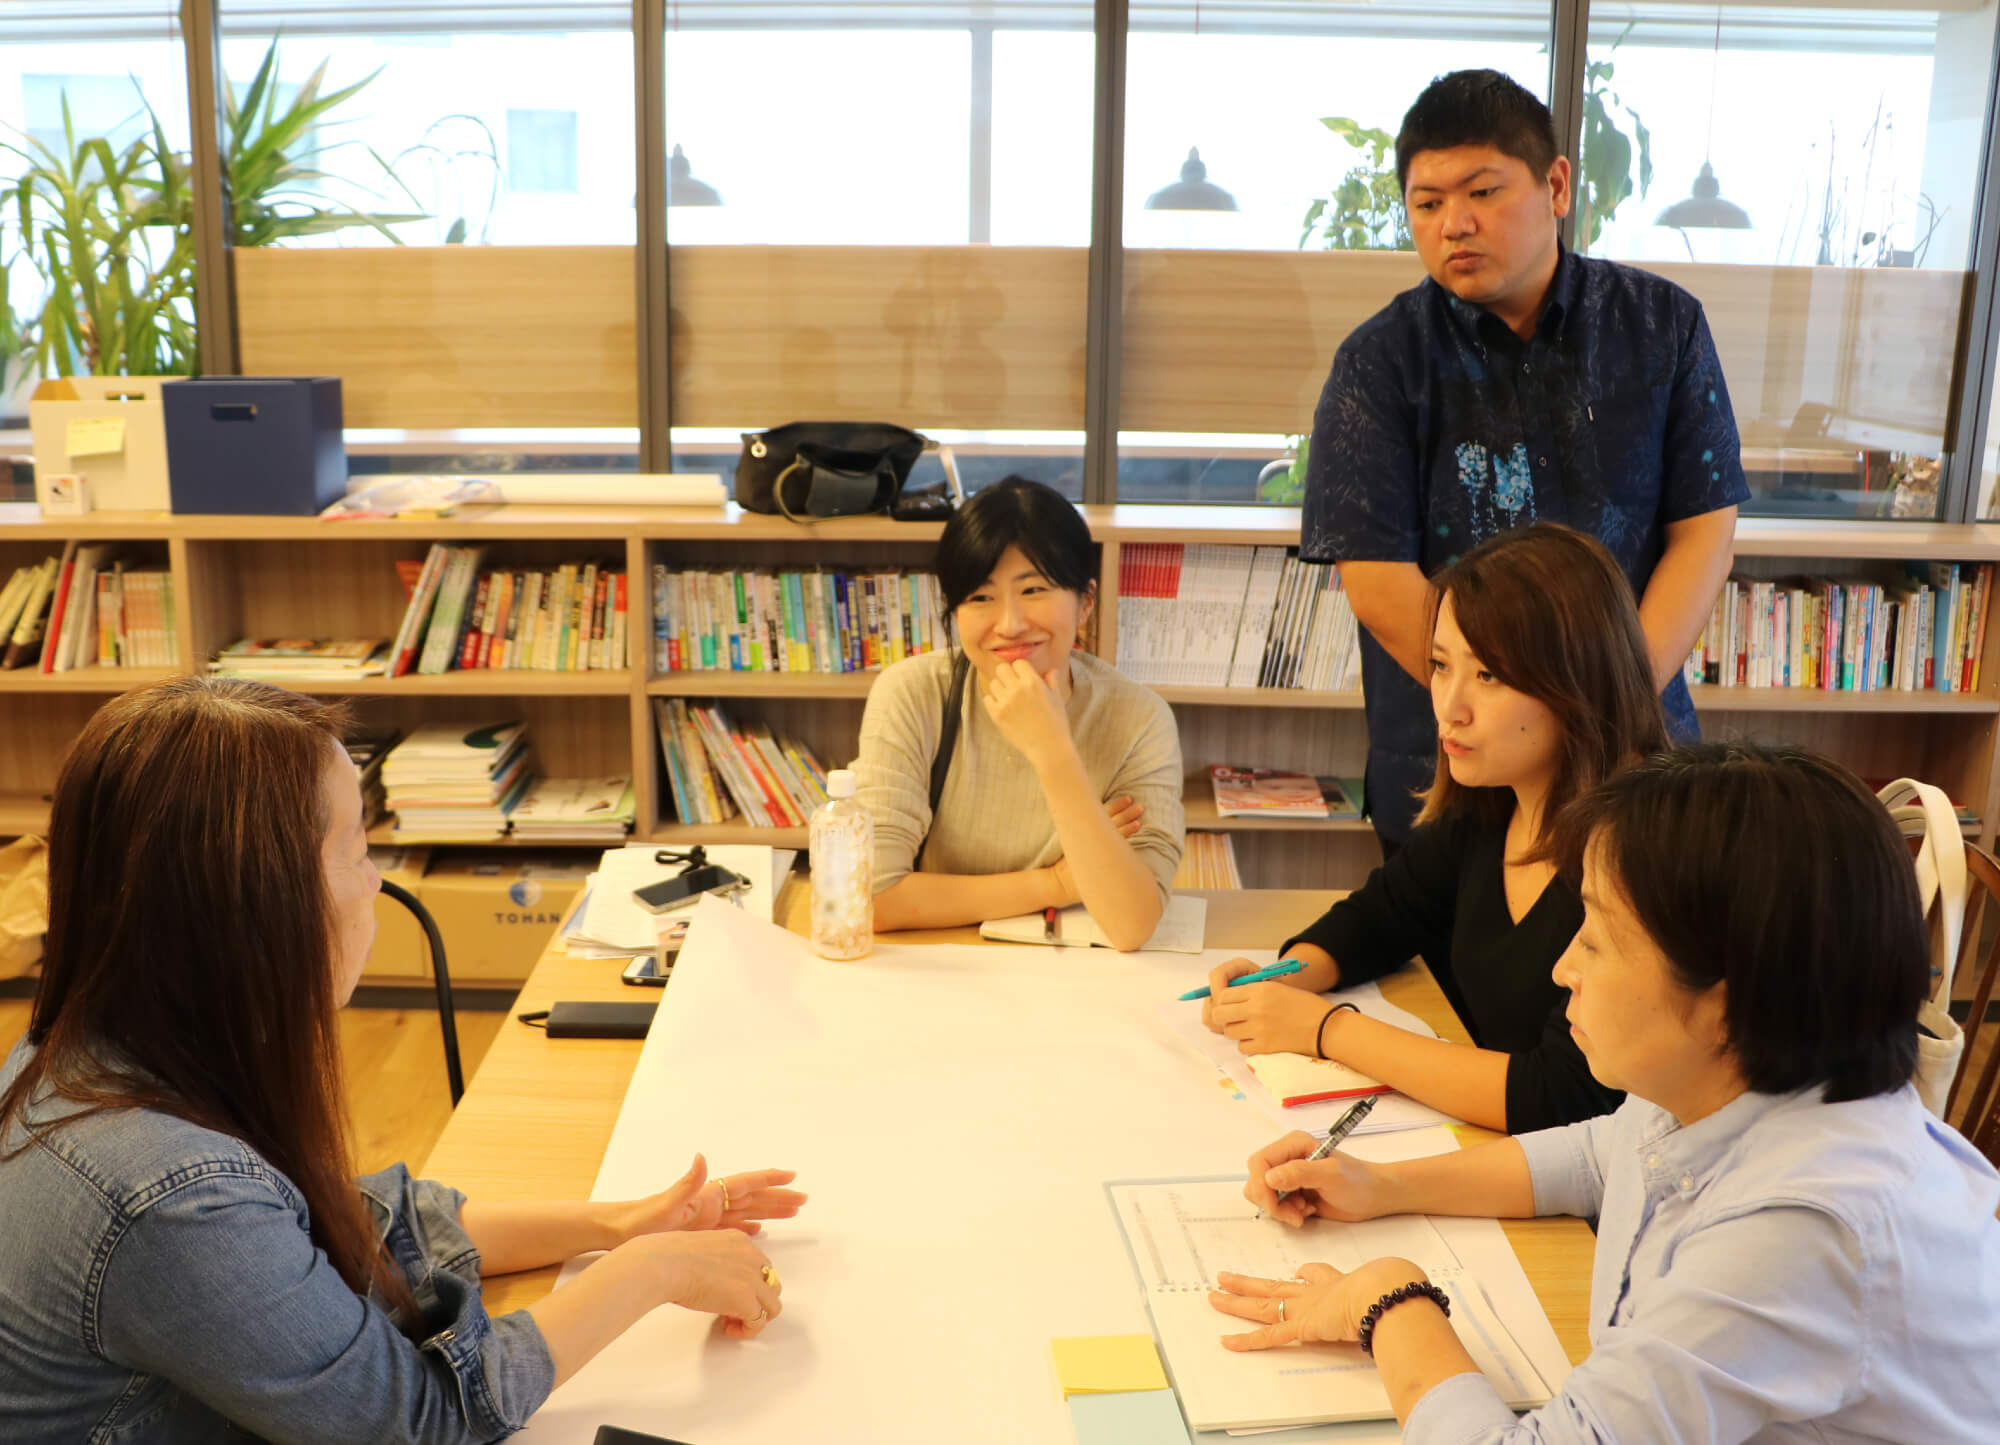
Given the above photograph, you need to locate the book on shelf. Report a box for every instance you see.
[1681,564,1993,695]
[0,552,178,670]
[0,556,60,670]
[1209,767,1362,820]
[652,564,943,674]
[509,775,637,843]
[1173,832,1242,890]
[209,638,389,681]
[388,545,627,676]
[1116,544,1360,691]
[651,696,831,828]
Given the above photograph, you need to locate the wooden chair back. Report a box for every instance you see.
[1946,845,2000,1168]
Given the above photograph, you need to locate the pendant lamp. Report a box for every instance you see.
[1657,12,1749,229]
[669,144,722,207]
[1146,148,1238,211]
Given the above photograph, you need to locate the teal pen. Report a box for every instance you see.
[1178,958,1305,1001]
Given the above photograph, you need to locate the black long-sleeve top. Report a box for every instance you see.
[1281,809,1623,1134]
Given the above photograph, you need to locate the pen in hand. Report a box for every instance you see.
[1272,1094,1378,1206]
[1179,958,1306,1001]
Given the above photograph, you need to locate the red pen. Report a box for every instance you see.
[1043,906,1060,943]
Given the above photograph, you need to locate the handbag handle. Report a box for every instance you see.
[1878,777,1967,1006]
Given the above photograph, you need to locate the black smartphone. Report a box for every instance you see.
[632,864,749,914]
[593,1427,692,1445]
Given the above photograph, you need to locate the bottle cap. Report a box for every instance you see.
[827,768,857,799]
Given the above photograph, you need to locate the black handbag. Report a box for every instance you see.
[735,421,959,522]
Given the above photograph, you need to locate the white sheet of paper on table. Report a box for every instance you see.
[576,843,795,951]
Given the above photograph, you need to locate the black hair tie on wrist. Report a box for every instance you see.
[1356,1280,1451,1356]
[1315,1001,1359,1059]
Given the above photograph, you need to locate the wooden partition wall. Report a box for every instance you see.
[235,243,1970,452]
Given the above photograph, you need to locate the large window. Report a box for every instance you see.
[0,2,194,417]
[1115,1,1551,502]
[660,2,1095,497]
[1581,1,2000,520]
[216,1,640,443]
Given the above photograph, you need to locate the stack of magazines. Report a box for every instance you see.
[508,776,637,843]
[382,720,534,842]
[1210,766,1363,820]
[209,638,388,683]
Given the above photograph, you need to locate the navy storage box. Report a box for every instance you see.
[162,377,346,515]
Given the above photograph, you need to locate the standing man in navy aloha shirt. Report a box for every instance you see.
[1304,69,1746,852]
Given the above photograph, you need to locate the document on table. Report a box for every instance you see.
[576,843,795,952]
[1157,984,1456,1135]
[982,894,1207,953]
[1108,1179,1555,1433]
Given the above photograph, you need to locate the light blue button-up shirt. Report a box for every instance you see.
[1406,1084,2000,1443]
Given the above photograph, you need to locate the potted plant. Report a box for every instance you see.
[0,38,422,381]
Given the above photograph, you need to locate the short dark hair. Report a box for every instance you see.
[934,476,1097,614]
[1416,524,1668,854]
[1395,69,1560,195]
[1554,743,1928,1103]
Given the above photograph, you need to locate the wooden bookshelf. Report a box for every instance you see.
[5,502,2000,887]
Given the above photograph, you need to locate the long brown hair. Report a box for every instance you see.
[0,677,415,1318]
[1414,523,1669,852]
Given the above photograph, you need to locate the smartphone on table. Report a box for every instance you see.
[632,864,750,914]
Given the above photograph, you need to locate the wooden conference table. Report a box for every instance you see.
[423,886,1595,1366]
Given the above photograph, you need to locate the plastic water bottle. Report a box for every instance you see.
[810,769,873,959]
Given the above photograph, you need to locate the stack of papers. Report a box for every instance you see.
[563,843,797,961]
[509,776,636,843]
[382,720,533,842]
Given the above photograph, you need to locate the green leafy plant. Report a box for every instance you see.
[1298,117,1411,253]
[1573,29,1653,250]
[1264,117,1412,504]
[0,38,423,380]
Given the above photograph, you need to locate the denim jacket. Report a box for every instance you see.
[0,1037,554,1443]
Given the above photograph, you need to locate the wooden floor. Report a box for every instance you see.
[0,998,508,1175]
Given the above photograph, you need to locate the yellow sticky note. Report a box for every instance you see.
[1051,1334,1169,1397]
[66,416,126,458]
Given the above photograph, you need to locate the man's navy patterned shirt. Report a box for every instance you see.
[1302,247,1750,843]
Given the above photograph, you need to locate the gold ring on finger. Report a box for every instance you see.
[1278,1297,1287,1323]
[717,1179,731,1212]
[750,1309,768,1325]
[761,1264,780,1289]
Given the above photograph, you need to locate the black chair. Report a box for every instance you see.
[377,878,465,1107]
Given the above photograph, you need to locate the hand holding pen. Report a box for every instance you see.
[1246,1096,1383,1228]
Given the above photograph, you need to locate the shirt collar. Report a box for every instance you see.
[1629,1086,1808,1189]
[1437,242,1577,351]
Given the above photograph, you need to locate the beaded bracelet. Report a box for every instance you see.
[1355,1280,1451,1357]
[1315,1002,1359,1059]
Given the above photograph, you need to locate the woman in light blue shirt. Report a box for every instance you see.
[1212,742,2000,1443]
[0,678,804,1443]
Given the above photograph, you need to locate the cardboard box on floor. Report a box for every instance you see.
[416,851,595,986]
[363,846,432,982]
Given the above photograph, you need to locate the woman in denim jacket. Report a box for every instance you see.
[0,677,805,1443]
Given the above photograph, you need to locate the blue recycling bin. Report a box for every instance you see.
[163,376,347,515]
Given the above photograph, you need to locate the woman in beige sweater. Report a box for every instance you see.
[851,478,1184,950]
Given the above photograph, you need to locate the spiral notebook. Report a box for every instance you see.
[1242,1051,1393,1107]
[979,895,1207,953]
[1106,1177,1556,1432]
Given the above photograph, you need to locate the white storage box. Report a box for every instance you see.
[29,377,172,513]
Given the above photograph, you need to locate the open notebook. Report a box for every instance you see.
[980,895,1206,953]
[1243,1051,1392,1106]
[1107,1177,1554,1432]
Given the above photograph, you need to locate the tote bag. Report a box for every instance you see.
[1877,777,1967,1117]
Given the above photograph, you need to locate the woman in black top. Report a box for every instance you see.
[1201,524,1669,1133]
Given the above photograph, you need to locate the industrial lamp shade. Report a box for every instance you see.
[1656,162,1749,229]
[669,144,723,207]
[1146,147,1238,211]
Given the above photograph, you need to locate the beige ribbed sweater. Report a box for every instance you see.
[851,649,1185,897]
